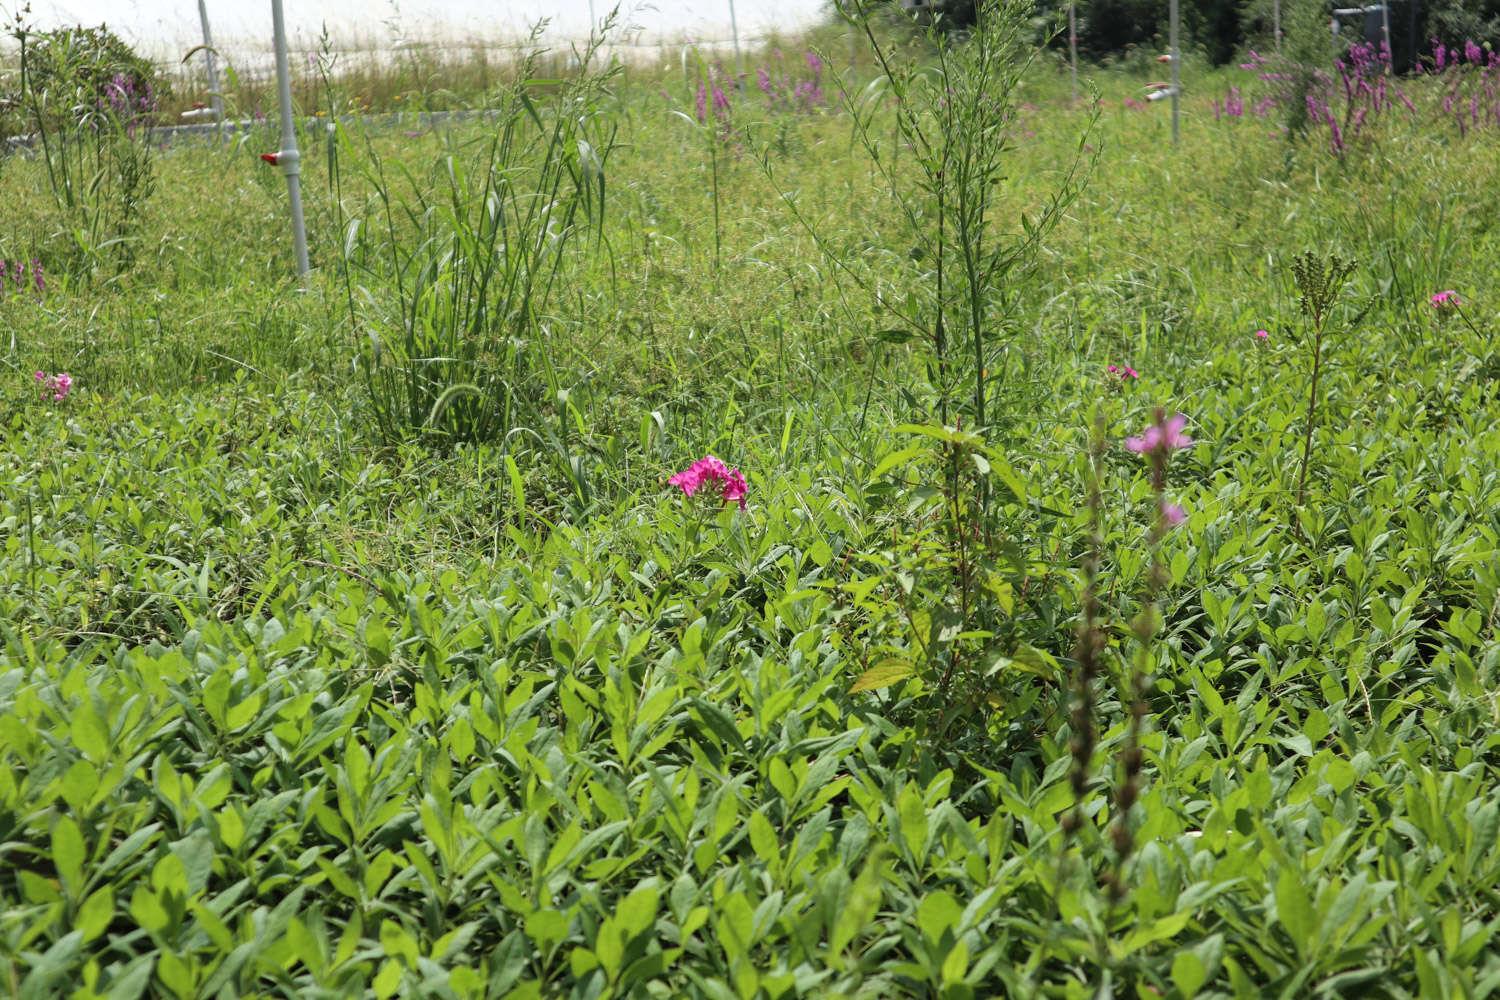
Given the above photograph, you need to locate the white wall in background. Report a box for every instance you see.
[28,0,830,56]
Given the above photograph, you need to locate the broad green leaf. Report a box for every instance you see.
[51,815,86,898]
[849,658,914,693]
[1275,868,1316,957]
[77,886,114,942]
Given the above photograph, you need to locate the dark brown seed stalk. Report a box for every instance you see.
[1108,411,1168,903]
[1062,417,1106,842]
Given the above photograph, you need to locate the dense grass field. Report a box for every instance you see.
[3,20,1500,999]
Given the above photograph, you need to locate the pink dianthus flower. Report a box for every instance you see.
[668,455,748,509]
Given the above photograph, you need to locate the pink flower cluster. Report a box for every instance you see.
[1254,328,1269,341]
[1107,363,1140,380]
[1126,411,1193,531]
[1429,289,1461,309]
[1125,412,1193,455]
[668,455,748,510]
[1,259,44,298]
[34,371,73,401]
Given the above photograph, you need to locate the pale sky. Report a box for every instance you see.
[23,0,832,55]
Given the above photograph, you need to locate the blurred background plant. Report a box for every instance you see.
[5,15,167,275]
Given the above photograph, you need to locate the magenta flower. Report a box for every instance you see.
[1161,501,1186,527]
[668,455,748,510]
[1254,329,1269,340]
[1125,413,1193,455]
[34,370,73,401]
[1429,289,1461,309]
[1107,364,1139,381]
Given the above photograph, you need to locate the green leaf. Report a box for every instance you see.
[156,951,195,999]
[379,920,420,967]
[51,815,86,898]
[595,917,624,977]
[225,692,262,732]
[898,783,928,861]
[103,955,155,1000]
[18,930,83,1000]
[129,887,168,934]
[525,908,570,950]
[616,886,660,938]
[77,886,114,942]
[831,857,882,960]
[917,890,961,944]
[1171,952,1207,998]
[849,658,914,693]
[1116,911,1191,955]
[372,958,403,999]
[869,445,926,481]
[748,810,779,865]
[978,448,1027,502]
[69,706,109,761]
[941,938,969,986]
[1275,868,1316,956]
[714,892,756,959]
[506,454,527,515]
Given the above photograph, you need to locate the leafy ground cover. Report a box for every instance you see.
[2,20,1500,999]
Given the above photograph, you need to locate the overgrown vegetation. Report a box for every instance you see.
[2,2,1499,997]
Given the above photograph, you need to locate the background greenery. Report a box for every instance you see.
[1,11,1499,999]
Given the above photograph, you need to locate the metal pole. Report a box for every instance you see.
[196,0,223,123]
[271,0,310,277]
[1169,0,1179,145]
[727,0,743,87]
[1068,3,1079,101]
[1381,2,1392,74]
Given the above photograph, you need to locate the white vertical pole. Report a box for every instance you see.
[271,0,310,277]
[1381,2,1392,74]
[1068,3,1079,102]
[727,0,743,86]
[1169,0,1180,145]
[196,0,223,122]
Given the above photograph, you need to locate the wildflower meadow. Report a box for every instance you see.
[2,2,1499,997]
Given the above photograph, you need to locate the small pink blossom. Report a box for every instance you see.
[668,454,748,510]
[34,370,73,402]
[1126,412,1193,455]
[1161,501,1186,527]
[1429,289,1461,309]
[1107,364,1139,381]
[1254,329,1269,340]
